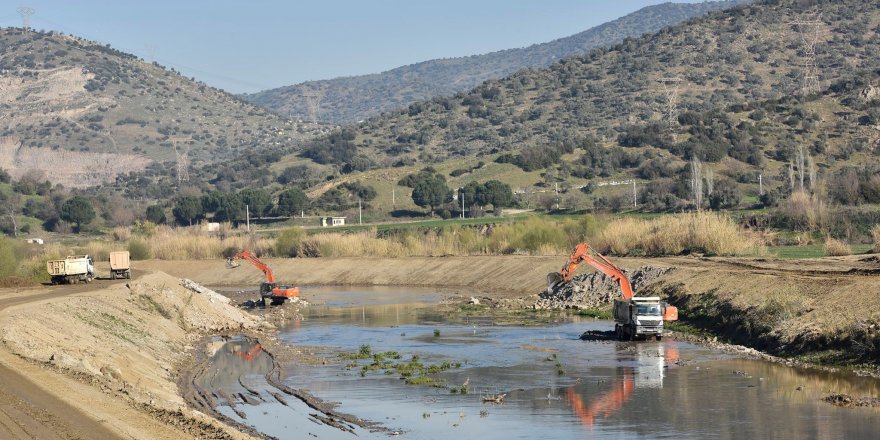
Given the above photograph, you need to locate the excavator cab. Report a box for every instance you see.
[259,282,277,296]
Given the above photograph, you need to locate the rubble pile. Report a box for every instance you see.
[535,266,672,310]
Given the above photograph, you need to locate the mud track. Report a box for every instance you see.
[178,334,382,439]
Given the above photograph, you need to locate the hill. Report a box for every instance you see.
[0,28,325,188]
[254,0,879,216]
[244,1,751,124]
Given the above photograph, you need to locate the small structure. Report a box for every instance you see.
[320,216,346,227]
[204,222,221,233]
[25,238,44,245]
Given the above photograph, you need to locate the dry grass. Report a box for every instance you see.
[823,238,852,257]
[112,226,131,241]
[776,191,830,232]
[872,224,880,253]
[595,211,765,256]
[146,226,273,260]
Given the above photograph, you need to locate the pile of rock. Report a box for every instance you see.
[534,266,672,310]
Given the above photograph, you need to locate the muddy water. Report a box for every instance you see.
[211,287,880,439]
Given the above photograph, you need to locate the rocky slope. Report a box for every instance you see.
[0,28,325,187]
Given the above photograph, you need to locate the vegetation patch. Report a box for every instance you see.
[339,346,461,388]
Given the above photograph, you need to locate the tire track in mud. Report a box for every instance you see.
[179,335,383,439]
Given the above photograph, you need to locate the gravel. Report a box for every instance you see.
[534,266,672,310]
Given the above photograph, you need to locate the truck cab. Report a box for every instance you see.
[614,297,665,341]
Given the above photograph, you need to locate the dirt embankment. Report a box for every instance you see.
[0,272,266,439]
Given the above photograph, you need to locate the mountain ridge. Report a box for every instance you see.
[244,1,751,124]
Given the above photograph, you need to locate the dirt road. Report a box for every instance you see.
[0,278,128,439]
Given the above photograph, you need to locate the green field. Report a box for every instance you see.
[770,244,874,259]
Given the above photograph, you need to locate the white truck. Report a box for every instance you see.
[614,297,668,341]
[47,255,94,285]
[109,251,131,280]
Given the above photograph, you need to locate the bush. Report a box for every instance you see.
[275,227,319,257]
[112,226,131,241]
[132,220,157,237]
[823,238,852,257]
[128,239,152,260]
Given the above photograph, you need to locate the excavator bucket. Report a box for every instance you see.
[547,272,565,294]
[226,258,241,269]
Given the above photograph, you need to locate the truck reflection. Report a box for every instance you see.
[566,342,678,427]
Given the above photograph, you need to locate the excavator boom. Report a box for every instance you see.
[548,242,677,323]
[549,243,633,299]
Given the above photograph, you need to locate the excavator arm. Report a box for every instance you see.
[548,243,633,299]
[228,250,276,283]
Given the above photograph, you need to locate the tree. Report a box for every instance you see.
[479,180,513,211]
[214,193,245,223]
[172,196,204,226]
[276,188,310,216]
[60,196,96,232]
[145,205,166,224]
[240,188,272,217]
[0,192,21,236]
[412,175,452,215]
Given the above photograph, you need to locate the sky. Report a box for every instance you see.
[0,1,708,94]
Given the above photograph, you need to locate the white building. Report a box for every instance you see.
[320,217,346,227]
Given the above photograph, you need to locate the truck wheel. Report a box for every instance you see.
[656,335,662,341]
[111,272,116,280]
[615,325,621,340]
[126,271,131,279]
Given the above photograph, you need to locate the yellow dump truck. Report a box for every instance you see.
[109,251,131,280]
[47,255,94,285]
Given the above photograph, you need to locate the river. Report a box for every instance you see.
[206,286,880,439]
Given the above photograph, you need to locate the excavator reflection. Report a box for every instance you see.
[566,343,679,427]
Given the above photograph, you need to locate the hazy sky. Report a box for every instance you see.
[1,1,708,93]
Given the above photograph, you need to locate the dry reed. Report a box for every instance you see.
[872,224,880,253]
[595,211,764,256]
[823,238,852,257]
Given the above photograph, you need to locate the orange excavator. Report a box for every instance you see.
[227,250,300,306]
[548,243,677,340]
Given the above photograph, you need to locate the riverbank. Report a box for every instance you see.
[140,254,880,368]
[0,254,876,438]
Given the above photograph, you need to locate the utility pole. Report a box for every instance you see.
[16,6,34,31]
[144,44,158,64]
[632,180,637,208]
[246,205,250,232]
[658,77,683,133]
[555,183,559,210]
[169,136,191,183]
[303,85,324,124]
[460,188,465,219]
[358,199,362,225]
[759,173,764,196]
[392,188,395,209]
[790,13,824,95]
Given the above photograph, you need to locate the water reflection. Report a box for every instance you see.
[566,343,679,427]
